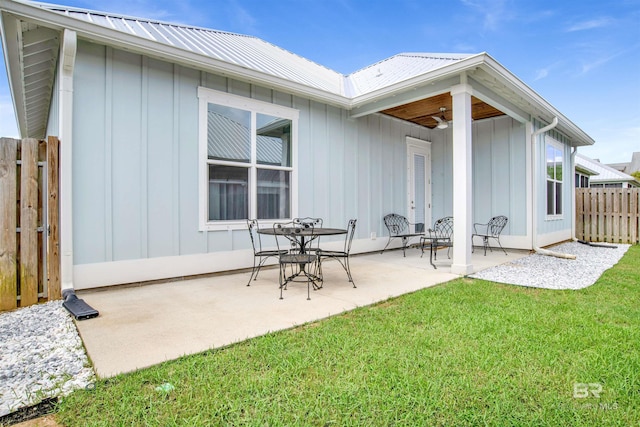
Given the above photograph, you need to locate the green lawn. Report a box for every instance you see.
[56,246,639,426]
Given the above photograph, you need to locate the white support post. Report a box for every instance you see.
[450,83,474,275]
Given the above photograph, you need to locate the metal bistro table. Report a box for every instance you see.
[259,227,347,254]
[258,227,347,289]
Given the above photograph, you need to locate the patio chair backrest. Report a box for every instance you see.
[487,215,508,237]
[247,219,262,254]
[383,214,410,236]
[430,216,454,240]
[293,217,323,229]
[343,219,357,254]
[273,221,308,250]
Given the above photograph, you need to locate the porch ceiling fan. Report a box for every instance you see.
[432,107,449,129]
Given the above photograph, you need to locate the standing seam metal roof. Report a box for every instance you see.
[30,2,472,98]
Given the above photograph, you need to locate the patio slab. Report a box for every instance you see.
[75,248,529,378]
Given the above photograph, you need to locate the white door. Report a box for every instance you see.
[407,138,432,233]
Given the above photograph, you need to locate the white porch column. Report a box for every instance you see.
[450,83,474,275]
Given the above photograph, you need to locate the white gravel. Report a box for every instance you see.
[0,300,95,417]
[470,241,630,289]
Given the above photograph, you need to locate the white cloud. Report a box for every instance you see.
[566,17,613,32]
[534,68,549,81]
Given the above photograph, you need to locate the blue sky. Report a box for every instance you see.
[1,0,639,163]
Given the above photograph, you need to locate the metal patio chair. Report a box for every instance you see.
[381,213,425,257]
[273,221,321,300]
[472,215,509,256]
[420,216,454,269]
[246,219,288,286]
[293,217,323,253]
[316,219,357,287]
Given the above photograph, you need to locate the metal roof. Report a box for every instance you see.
[347,53,471,97]
[576,153,639,185]
[0,0,595,147]
[32,1,346,95]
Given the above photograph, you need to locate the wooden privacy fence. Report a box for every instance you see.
[576,188,640,244]
[0,137,60,312]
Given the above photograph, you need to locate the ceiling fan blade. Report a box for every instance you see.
[431,115,449,129]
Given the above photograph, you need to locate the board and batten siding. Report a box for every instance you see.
[70,40,530,287]
[533,122,574,245]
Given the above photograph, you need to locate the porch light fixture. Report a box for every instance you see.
[432,107,449,129]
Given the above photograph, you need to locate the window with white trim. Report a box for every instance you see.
[198,88,298,230]
[545,139,563,217]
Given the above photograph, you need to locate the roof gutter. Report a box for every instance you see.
[530,117,576,260]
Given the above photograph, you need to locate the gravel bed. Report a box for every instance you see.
[0,300,95,417]
[470,241,630,289]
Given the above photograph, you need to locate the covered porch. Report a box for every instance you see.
[75,247,529,378]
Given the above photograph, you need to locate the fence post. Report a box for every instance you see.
[0,138,18,310]
[47,136,61,300]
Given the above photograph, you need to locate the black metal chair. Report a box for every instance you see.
[273,221,321,300]
[420,216,454,269]
[293,217,323,253]
[316,219,357,287]
[246,220,288,286]
[381,213,424,257]
[472,215,509,256]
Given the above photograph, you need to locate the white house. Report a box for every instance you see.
[0,0,595,291]
[575,153,640,188]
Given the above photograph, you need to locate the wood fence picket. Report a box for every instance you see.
[0,137,60,311]
[576,188,640,244]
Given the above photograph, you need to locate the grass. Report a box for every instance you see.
[55,246,639,426]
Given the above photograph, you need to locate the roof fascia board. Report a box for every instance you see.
[468,75,530,123]
[478,54,594,146]
[1,1,352,109]
[0,10,27,136]
[349,76,460,118]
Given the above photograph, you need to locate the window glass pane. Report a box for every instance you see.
[207,103,251,163]
[208,165,248,220]
[554,147,563,181]
[546,144,555,179]
[256,114,291,167]
[555,182,562,214]
[257,169,290,219]
[547,181,554,215]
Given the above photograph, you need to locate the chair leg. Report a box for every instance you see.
[381,237,393,254]
[495,237,508,255]
[247,257,258,286]
[344,256,356,288]
[430,242,437,269]
[279,264,284,300]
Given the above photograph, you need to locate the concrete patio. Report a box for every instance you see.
[75,247,530,378]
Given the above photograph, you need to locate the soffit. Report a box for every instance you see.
[16,21,59,138]
[380,92,504,129]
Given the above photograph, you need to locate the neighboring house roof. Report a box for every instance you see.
[608,152,640,175]
[575,153,640,187]
[0,0,594,147]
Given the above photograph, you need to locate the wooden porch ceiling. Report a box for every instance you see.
[380,93,505,129]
